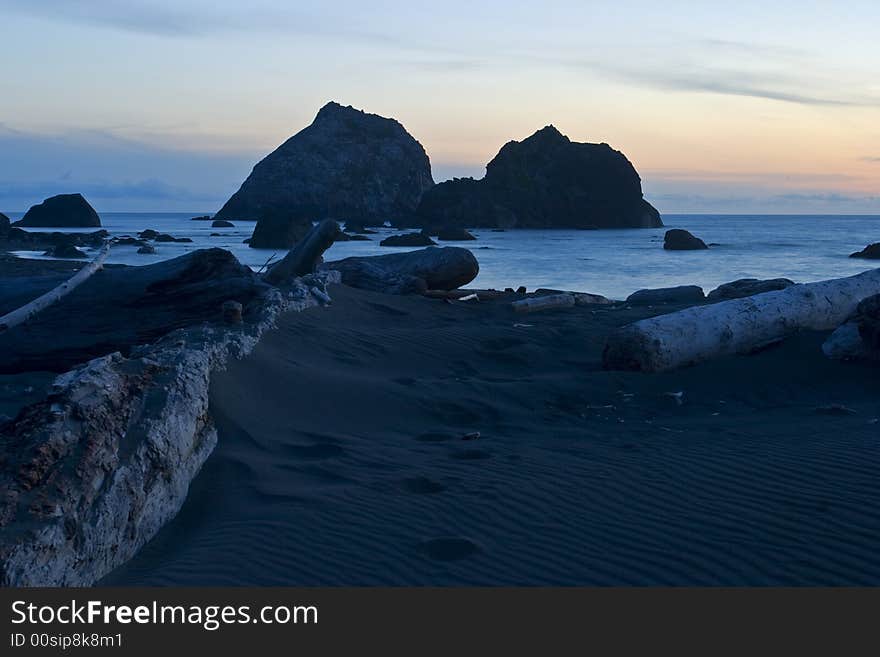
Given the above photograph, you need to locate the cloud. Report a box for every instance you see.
[861,156,880,162]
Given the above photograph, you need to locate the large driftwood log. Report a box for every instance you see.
[0,248,270,374]
[603,269,880,372]
[263,219,340,285]
[0,243,110,333]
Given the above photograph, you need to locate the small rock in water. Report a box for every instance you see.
[663,229,708,250]
[462,431,481,441]
[665,391,685,406]
[136,244,156,254]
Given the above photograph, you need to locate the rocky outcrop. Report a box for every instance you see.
[437,227,477,241]
[215,102,434,225]
[324,247,479,294]
[13,194,101,228]
[43,244,87,259]
[380,233,436,247]
[664,229,707,250]
[626,285,705,305]
[248,209,313,249]
[0,228,108,251]
[411,126,661,230]
[707,278,795,301]
[850,243,880,259]
[0,265,340,586]
[212,219,234,228]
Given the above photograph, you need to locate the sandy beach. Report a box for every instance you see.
[98,282,880,586]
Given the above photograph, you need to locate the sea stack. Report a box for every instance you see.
[215,102,434,226]
[412,125,661,230]
[13,193,101,228]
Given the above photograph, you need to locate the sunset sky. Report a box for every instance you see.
[1,0,878,213]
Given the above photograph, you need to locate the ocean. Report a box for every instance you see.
[7,213,880,300]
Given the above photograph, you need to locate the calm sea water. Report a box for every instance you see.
[8,213,880,300]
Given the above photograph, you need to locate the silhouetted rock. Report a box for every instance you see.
[138,229,159,240]
[324,247,479,294]
[437,227,477,241]
[707,278,795,301]
[857,294,880,353]
[154,234,193,243]
[380,233,436,247]
[212,219,234,228]
[664,229,708,250]
[215,102,434,224]
[13,194,101,228]
[248,209,313,249]
[0,213,10,234]
[412,126,661,230]
[43,243,87,259]
[349,235,371,241]
[626,285,705,305]
[334,231,351,242]
[850,243,880,259]
[191,215,213,221]
[137,245,156,254]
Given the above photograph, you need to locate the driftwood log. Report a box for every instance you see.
[0,248,270,374]
[263,219,340,284]
[512,293,576,313]
[323,247,479,294]
[604,268,880,372]
[0,242,110,333]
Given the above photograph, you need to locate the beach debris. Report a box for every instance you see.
[512,293,575,313]
[310,286,332,305]
[458,293,479,302]
[823,294,880,362]
[323,246,479,295]
[604,269,880,372]
[573,292,613,306]
[0,242,110,335]
[263,219,339,284]
[222,300,243,324]
[462,431,481,441]
[665,391,685,406]
[814,404,857,416]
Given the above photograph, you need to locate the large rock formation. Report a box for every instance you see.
[664,229,707,250]
[411,126,661,230]
[13,193,101,228]
[215,102,434,225]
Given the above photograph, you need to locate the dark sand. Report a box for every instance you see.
[97,283,880,585]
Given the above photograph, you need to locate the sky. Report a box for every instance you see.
[1,0,878,214]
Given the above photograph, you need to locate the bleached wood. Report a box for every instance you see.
[0,242,110,332]
[603,268,880,372]
[512,293,575,313]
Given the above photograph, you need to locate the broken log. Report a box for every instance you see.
[512,293,575,313]
[263,219,340,285]
[0,242,110,333]
[603,268,880,372]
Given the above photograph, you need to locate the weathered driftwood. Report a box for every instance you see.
[264,219,340,284]
[603,269,880,372]
[323,246,479,294]
[0,248,270,374]
[512,293,575,313]
[0,242,110,333]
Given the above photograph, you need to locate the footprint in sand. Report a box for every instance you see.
[417,537,480,561]
[400,476,447,494]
